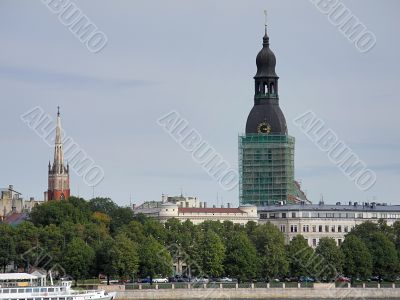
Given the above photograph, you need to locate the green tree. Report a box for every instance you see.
[39,224,65,269]
[14,221,39,271]
[62,237,95,285]
[139,237,173,280]
[89,197,118,215]
[111,234,139,281]
[198,230,226,277]
[341,235,372,280]
[0,224,15,272]
[110,207,135,234]
[287,235,315,279]
[224,231,258,282]
[95,236,116,285]
[118,220,145,244]
[252,223,288,280]
[367,232,398,280]
[315,237,343,281]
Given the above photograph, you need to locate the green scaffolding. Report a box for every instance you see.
[239,134,295,206]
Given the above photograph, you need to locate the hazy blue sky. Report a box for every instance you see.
[1,0,399,207]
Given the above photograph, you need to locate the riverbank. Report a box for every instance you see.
[105,283,400,299]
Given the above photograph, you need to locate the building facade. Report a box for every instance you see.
[239,25,308,206]
[133,195,258,225]
[0,185,42,222]
[258,202,400,248]
[45,107,70,201]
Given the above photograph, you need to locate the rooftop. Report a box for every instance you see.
[258,203,400,212]
[179,207,245,214]
[0,273,38,280]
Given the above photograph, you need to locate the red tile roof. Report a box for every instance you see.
[178,207,244,214]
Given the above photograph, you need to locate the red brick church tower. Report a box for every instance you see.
[46,107,70,201]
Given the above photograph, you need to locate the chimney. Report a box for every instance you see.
[213,205,216,208]
[227,203,231,208]
[186,202,189,208]
[204,202,207,208]
[199,202,203,208]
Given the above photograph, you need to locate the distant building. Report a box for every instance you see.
[258,201,400,248]
[133,195,258,225]
[0,185,42,223]
[239,23,309,206]
[45,107,70,201]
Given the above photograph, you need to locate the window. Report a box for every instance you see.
[41,288,47,293]
[48,288,54,292]
[280,225,286,233]
[325,225,329,232]
[312,225,317,232]
[338,225,342,233]
[344,226,348,233]
[269,213,276,219]
[290,225,298,233]
[281,213,287,218]
[291,212,297,218]
[326,213,333,218]
[331,225,336,232]
[303,225,309,232]
[319,225,323,232]
[372,213,377,219]
[18,289,24,293]
[260,213,268,219]
[11,289,18,294]
[312,239,317,247]
[357,213,363,218]
[26,289,32,293]
[3,289,9,293]
[302,212,310,218]
[338,239,342,246]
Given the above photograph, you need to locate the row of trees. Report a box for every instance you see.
[1,197,400,284]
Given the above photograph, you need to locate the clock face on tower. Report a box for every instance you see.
[257,122,272,134]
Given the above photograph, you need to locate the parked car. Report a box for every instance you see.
[153,277,169,283]
[138,278,151,283]
[299,276,315,283]
[336,276,351,283]
[169,275,190,282]
[220,277,233,282]
[193,277,209,283]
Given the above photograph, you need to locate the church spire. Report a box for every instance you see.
[53,106,64,172]
[46,107,70,201]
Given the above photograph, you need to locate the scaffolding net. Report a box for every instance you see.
[239,134,296,206]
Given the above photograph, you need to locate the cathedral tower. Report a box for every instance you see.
[239,24,297,206]
[46,107,70,201]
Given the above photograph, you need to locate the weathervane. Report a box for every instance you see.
[264,9,268,33]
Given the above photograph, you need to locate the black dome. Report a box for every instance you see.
[245,29,287,135]
[245,102,287,134]
[254,33,278,78]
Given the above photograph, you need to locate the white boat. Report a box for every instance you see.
[0,274,115,300]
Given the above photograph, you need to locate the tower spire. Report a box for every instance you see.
[264,10,268,35]
[46,107,70,201]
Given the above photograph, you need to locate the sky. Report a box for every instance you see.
[1,0,399,207]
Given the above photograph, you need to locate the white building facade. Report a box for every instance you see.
[133,195,258,225]
[258,202,400,248]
